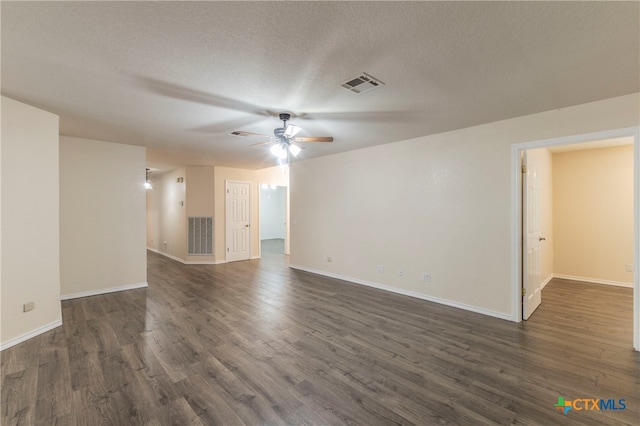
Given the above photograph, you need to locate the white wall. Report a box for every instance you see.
[185,166,215,263]
[260,186,286,240]
[146,167,187,260]
[290,93,639,319]
[59,136,147,298]
[553,145,634,285]
[1,97,61,349]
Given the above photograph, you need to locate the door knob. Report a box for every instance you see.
[245,224,250,227]
[539,237,546,241]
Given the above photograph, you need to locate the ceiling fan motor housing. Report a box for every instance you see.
[274,127,286,141]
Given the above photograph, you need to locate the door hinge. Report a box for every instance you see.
[522,287,526,296]
[227,247,229,252]
[227,189,229,194]
[521,164,527,174]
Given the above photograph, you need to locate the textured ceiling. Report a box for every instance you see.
[2,1,639,170]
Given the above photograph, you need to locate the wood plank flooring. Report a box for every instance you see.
[2,252,638,425]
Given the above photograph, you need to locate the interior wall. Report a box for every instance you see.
[553,145,634,285]
[526,148,554,286]
[146,167,186,260]
[1,96,61,348]
[185,166,215,263]
[290,93,639,319]
[59,136,147,298]
[260,186,286,240]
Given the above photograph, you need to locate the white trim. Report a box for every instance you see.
[553,274,633,289]
[290,264,512,321]
[61,282,148,301]
[147,247,224,265]
[635,126,640,351]
[147,247,184,263]
[541,274,554,290]
[1,319,63,351]
[511,126,640,351]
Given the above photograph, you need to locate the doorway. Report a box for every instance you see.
[512,127,640,350]
[259,183,288,256]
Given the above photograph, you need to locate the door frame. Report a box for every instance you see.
[510,126,640,350]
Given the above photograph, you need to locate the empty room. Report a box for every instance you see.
[1,2,639,425]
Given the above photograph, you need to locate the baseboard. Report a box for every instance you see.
[541,274,554,289]
[147,247,224,265]
[61,282,148,301]
[553,274,633,288]
[1,319,63,351]
[289,264,512,321]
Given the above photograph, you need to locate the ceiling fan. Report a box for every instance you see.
[231,113,333,160]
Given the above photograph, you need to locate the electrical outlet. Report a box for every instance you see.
[327,256,332,263]
[23,302,35,312]
[626,264,633,272]
[377,264,384,273]
[422,273,431,283]
[398,268,404,277]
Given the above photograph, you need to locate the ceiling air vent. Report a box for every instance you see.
[341,72,385,94]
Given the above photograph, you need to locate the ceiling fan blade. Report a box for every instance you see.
[248,141,273,147]
[293,136,334,143]
[230,130,270,138]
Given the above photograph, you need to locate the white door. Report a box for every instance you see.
[522,152,543,319]
[226,181,251,262]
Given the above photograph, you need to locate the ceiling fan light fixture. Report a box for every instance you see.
[288,143,301,157]
[283,124,301,138]
[270,143,288,159]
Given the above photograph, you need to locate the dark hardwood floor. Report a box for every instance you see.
[2,252,638,425]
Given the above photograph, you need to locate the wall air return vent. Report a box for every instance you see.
[188,217,213,255]
[341,72,385,94]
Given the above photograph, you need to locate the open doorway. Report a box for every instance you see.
[512,128,640,350]
[259,183,288,256]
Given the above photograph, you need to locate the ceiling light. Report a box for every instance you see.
[283,124,301,138]
[144,168,152,189]
[270,143,288,159]
[288,143,301,157]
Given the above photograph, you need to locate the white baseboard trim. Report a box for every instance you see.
[1,319,63,351]
[554,274,633,288]
[61,282,148,301]
[289,264,512,321]
[541,274,554,290]
[147,247,224,265]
